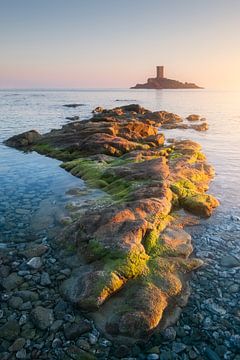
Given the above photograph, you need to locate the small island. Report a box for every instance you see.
[131,66,203,89]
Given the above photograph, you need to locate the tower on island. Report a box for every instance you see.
[131,65,203,89]
[156,66,164,79]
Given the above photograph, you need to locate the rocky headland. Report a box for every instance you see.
[2,104,222,359]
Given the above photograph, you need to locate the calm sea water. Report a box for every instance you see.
[0,89,240,243]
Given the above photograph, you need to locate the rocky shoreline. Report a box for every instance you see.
[1,104,224,359]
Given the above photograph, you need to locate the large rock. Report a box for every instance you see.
[220,255,240,268]
[5,105,218,341]
[31,306,54,330]
[63,321,92,340]
[0,320,20,341]
[4,130,41,148]
[1,272,24,291]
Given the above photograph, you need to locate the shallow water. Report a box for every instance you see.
[0,89,240,243]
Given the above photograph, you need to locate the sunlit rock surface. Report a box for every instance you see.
[5,104,219,342]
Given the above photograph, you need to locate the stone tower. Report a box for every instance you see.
[156,66,164,79]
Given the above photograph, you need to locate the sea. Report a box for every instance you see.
[0,89,240,245]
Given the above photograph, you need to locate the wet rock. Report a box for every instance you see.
[8,296,24,309]
[27,257,42,269]
[15,290,39,302]
[205,347,221,360]
[0,264,10,278]
[114,344,131,357]
[64,320,92,340]
[52,338,62,349]
[50,319,63,332]
[19,314,28,326]
[162,327,176,341]
[9,338,25,352]
[159,350,173,360]
[186,114,202,121]
[63,103,85,108]
[220,255,240,268]
[0,319,20,341]
[21,244,48,258]
[190,122,209,131]
[172,342,187,354]
[1,272,24,291]
[64,345,95,359]
[88,333,98,345]
[230,334,240,349]
[4,130,41,148]
[40,272,51,286]
[147,354,159,360]
[19,301,32,311]
[205,300,226,315]
[228,283,239,293]
[16,349,27,359]
[66,116,80,121]
[31,306,54,330]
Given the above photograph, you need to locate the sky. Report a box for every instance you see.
[0,0,240,89]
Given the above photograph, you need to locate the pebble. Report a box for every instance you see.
[40,271,51,286]
[31,306,54,330]
[205,347,221,360]
[220,255,240,268]
[172,342,187,353]
[9,338,26,352]
[0,309,4,319]
[19,314,28,326]
[50,319,63,332]
[162,327,176,341]
[52,338,62,349]
[89,333,98,345]
[147,355,159,360]
[16,349,27,359]
[27,257,42,269]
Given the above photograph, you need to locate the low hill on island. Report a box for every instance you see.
[131,66,203,89]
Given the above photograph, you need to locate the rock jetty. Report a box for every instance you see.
[5,104,219,344]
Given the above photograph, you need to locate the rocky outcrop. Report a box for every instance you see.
[4,130,41,148]
[131,77,202,89]
[5,104,219,342]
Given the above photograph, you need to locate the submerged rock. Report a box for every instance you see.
[27,257,42,269]
[5,104,219,342]
[63,103,85,108]
[66,115,80,121]
[220,254,240,268]
[31,306,54,330]
[0,320,20,341]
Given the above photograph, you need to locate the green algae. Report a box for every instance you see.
[33,143,82,161]
[143,228,176,258]
[88,239,110,259]
[170,179,198,198]
[104,249,149,279]
[61,157,153,203]
[181,193,219,217]
[169,152,183,160]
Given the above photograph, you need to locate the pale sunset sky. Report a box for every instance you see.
[0,0,240,89]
